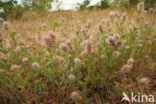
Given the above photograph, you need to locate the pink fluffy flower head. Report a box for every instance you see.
[105,36,116,46]
[85,19,91,29]
[81,29,87,36]
[125,45,130,50]
[42,23,47,28]
[58,57,65,64]
[74,58,81,64]
[80,50,89,58]
[68,74,75,80]
[122,13,128,21]
[15,46,21,52]
[137,2,145,12]
[113,51,121,57]
[80,40,92,53]
[3,21,9,30]
[53,55,65,65]
[42,30,56,46]
[32,62,40,69]
[115,39,123,47]
[10,64,20,71]
[139,77,150,85]
[97,23,103,32]
[121,64,133,73]
[127,58,135,65]
[110,11,115,17]
[60,43,69,53]
[22,57,29,63]
[71,91,80,100]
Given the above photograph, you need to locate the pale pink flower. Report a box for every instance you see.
[144,55,149,59]
[101,19,107,23]
[114,18,120,26]
[80,50,89,58]
[114,11,120,17]
[97,23,103,32]
[42,23,47,28]
[22,57,28,63]
[71,91,80,100]
[10,64,19,71]
[65,39,75,52]
[53,55,59,60]
[144,21,150,27]
[74,58,81,64]
[105,36,116,46]
[32,62,40,69]
[58,57,65,64]
[121,64,133,73]
[149,8,154,12]
[60,43,69,53]
[112,51,121,57]
[3,21,9,30]
[138,39,143,43]
[96,42,100,47]
[137,2,145,12]
[127,58,135,65]
[65,39,72,45]
[138,44,143,47]
[101,19,110,25]
[81,29,87,36]
[115,40,123,47]
[122,13,128,21]
[68,44,75,52]
[48,30,56,39]
[53,55,65,64]
[125,45,130,50]
[101,55,105,58]
[129,25,134,32]
[85,19,91,29]
[110,11,115,17]
[80,40,92,53]
[105,38,111,45]
[68,74,75,80]
[113,33,120,39]
[139,77,150,85]
[15,46,21,52]
[42,31,56,46]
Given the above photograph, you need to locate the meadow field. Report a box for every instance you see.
[0,5,156,104]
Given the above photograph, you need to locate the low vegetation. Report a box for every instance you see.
[0,1,156,104]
